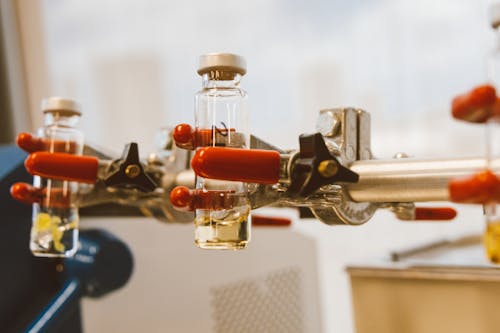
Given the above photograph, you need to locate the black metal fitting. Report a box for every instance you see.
[103,143,157,192]
[287,133,359,197]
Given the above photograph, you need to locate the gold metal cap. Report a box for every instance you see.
[41,97,81,116]
[197,53,246,76]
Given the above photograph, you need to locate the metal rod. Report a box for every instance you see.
[26,279,82,333]
[346,157,500,203]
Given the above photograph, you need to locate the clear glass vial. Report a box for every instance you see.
[194,53,251,250]
[30,97,84,257]
[484,113,500,263]
[484,4,500,263]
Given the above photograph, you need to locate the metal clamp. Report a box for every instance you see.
[311,108,378,225]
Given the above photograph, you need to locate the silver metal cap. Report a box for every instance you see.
[490,2,500,28]
[41,97,81,116]
[197,53,246,76]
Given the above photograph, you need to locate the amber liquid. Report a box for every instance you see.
[195,199,250,250]
[485,220,500,264]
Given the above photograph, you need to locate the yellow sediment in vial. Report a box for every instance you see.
[34,212,78,252]
[485,221,500,264]
[35,213,52,231]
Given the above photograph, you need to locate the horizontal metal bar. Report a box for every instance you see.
[346,157,500,203]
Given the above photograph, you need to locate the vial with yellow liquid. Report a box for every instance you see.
[483,114,500,263]
[485,208,500,264]
[484,4,500,264]
[193,53,251,250]
[31,97,84,257]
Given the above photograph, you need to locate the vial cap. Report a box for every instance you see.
[490,2,500,29]
[197,53,246,76]
[41,97,81,116]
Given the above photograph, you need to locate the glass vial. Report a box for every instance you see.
[484,5,500,263]
[30,97,84,257]
[194,53,251,249]
[484,115,500,263]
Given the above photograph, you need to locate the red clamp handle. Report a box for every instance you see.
[252,215,292,227]
[451,84,498,123]
[191,147,281,184]
[25,152,99,184]
[10,182,72,207]
[414,207,457,221]
[170,186,235,211]
[17,132,46,153]
[173,124,195,150]
[173,123,239,150]
[449,170,500,204]
[170,186,291,227]
[17,132,79,153]
[10,182,44,205]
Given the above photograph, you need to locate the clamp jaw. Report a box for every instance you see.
[12,129,195,223]
[175,108,460,225]
[304,108,378,225]
[247,108,379,225]
[11,129,292,226]
[14,90,500,227]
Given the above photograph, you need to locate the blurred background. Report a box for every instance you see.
[0,0,496,332]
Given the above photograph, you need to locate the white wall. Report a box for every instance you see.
[22,0,496,332]
[39,0,492,156]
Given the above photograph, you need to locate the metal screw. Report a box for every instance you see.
[318,159,339,178]
[125,164,141,178]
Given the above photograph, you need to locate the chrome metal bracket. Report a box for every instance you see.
[311,108,378,225]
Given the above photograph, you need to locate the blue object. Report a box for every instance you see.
[26,230,134,333]
[0,145,133,332]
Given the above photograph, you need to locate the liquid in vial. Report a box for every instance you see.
[195,193,250,250]
[31,177,79,257]
[485,220,500,263]
[31,209,79,256]
[193,53,250,250]
[30,97,83,257]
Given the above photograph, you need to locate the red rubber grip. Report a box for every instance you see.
[170,186,235,211]
[17,132,79,153]
[173,123,238,150]
[170,187,291,227]
[10,182,72,207]
[252,215,291,227]
[451,85,497,123]
[10,182,43,205]
[191,147,281,184]
[414,207,457,221]
[449,170,500,204]
[17,133,46,153]
[173,124,195,150]
[25,152,98,184]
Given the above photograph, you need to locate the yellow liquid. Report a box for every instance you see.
[195,205,250,250]
[31,210,78,257]
[484,221,500,264]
